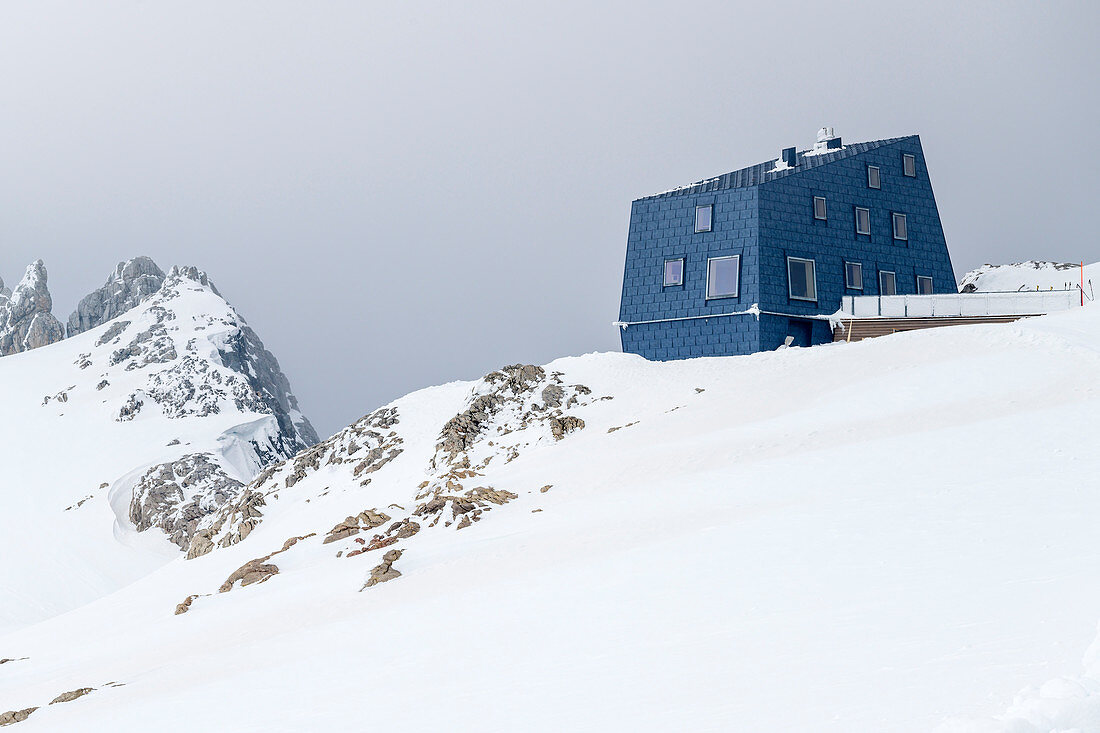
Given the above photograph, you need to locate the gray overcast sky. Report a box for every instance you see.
[2,1,1097,437]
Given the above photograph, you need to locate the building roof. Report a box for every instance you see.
[638,135,914,202]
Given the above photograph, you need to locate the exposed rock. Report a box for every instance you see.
[129,453,245,550]
[49,688,93,705]
[0,658,27,665]
[362,549,403,589]
[323,510,390,544]
[0,260,65,356]
[68,257,164,337]
[0,707,36,726]
[95,319,131,346]
[175,594,200,615]
[539,484,552,493]
[219,558,279,593]
[549,415,585,441]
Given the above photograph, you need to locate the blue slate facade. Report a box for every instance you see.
[617,134,955,358]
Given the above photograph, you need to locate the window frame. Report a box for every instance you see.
[902,153,917,177]
[663,258,685,287]
[867,164,881,189]
[813,196,827,221]
[695,204,713,233]
[879,270,897,296]
[892,212,908,241]
[916,275,933,295]
[854,206,871,235]
[844,261,863,290]
[786,256,818,302]
[705,255,740,300]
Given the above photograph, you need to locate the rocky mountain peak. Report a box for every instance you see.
[0,260,65,356]
[67,256,166,337]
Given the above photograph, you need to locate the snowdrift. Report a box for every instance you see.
[3,291,1100,730]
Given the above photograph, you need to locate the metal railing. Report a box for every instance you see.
[838,289,1081,318]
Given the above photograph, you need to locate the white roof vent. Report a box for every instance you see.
[811,127,843,155]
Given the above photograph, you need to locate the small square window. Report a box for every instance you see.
[867,165,881,189]
[916,275,933,295]
[663,258,684,287]
[879,270,897,295]
[892,212,908,240]
[787,257,817,301]
[855,207,871,235]
[845,261,863,290]
[903,153,916,177]
[695,205,713,233]
[706,256,739,299]
[813,196,827,221]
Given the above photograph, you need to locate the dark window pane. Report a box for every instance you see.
[813,196,827,220]
[868,165,881,189]
[893,213,908,240]
[846,262,863,289]
[917,276,933,295]
[903,154,916,177]
[788,258,817,300]
[880,271,897,295]
[856,207,871,235]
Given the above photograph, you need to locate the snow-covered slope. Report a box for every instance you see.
[959,260,1098,295]
[0,262,316,634]
[2,298,1100,731]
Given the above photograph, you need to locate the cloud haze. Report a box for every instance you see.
[1,0,1096,435]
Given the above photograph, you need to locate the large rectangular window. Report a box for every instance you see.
[916,275,933,295]
[787,257,817,301]
[855,207,871,235]
[845,261,863,290]
[663,258,684,287]
[706,256,739,299]
[903,153,917,177]
[695,205,713,233]
[867,165,881,189]
[892,212,908,240]
[813,196,827,220]
[879,270,897,295]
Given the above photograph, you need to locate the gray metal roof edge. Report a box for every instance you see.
[634,135,918,203]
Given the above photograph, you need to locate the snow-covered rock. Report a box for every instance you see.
[959,260,1099,295]
[0,260,65,356]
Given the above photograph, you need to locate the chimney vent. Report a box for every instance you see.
[781,147,797,168]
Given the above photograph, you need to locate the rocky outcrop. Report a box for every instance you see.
[67,256,165,336]
[362,549,403,589]
[323,510,391,544]
[0,261,65,356]
[217,534,314,594]
[129,453,245,550]
[0,707,36,726]
[49,688,93,705]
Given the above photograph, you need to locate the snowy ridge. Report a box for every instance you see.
[959,260,1099,295]
[0,259,317,632]
[4,276,1100,729]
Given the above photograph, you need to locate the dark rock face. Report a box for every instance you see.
[66,256,165,337]
[0,261,65,356]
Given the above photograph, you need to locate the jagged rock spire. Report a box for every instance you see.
[0,260,65,356]
[67,256,166,337]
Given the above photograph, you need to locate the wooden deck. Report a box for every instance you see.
[832,314,1039,343]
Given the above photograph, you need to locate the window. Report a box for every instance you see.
[813,196,827,221]
[695,205,713,233]
[892,212,908,240]
[845,261,863,290]
[787,257,817,301]
[706,256,739,299]
[855,207,871,235]
[916,275,933,295]
[879,270,897,295]
[663,258,684,287]
[867,165,881,189]
[903,153,916,177]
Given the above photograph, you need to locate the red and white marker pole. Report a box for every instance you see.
[1082,261,1085,307]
